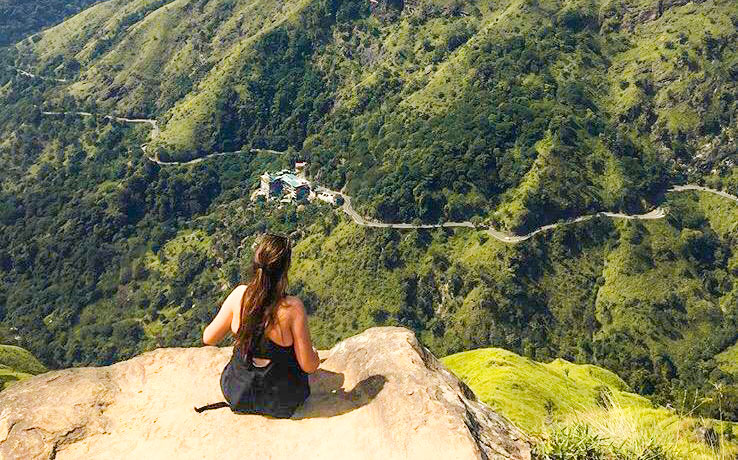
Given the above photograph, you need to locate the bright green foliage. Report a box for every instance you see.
[0,345,47,390]
[443,348,738,460]
[442,347,634,432]
[6,0,737,228]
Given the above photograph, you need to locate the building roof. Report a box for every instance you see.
[276,172,309,188]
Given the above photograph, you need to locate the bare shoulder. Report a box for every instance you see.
[229,284,248,300]
[226,285,248,309]
[279,296,306,318]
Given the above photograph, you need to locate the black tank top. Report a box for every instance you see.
[219,325,310,418]
[250,325,295,360]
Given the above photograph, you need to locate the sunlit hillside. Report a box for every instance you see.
[443,347,738,459]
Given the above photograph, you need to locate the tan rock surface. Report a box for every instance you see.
[0,327,530,460]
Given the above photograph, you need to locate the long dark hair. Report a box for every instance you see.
[235,233,292,358]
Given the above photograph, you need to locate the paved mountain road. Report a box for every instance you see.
[37,109,737,245]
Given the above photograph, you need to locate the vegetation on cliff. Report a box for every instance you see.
[443,348,738,459]
[0,0,735,427]
[0,344,46,390]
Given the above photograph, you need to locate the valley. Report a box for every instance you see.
[32,104,738,243]
[0,1,736,455]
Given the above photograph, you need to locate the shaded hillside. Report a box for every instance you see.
[0,0,101,46]
[6,0,737,229]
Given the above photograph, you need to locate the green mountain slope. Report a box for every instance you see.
[0,345,47,390]
[289,189,738,418]
[0,106,734,421]
[7,0,737,229]
[0,0,101,46]
[0,0,735,425]
[443,348,737,459]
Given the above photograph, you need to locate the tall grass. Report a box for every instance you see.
[534,392,737,460]
[443,348,737,460]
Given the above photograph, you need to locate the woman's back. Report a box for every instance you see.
[221,319,310,418]
[230,291,294,351]
[200,233,320,418]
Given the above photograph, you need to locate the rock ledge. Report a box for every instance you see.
[0,327,530,459]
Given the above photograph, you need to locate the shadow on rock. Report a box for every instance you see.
[292,370,386,419]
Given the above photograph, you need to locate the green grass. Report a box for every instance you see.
[0,345,47,390]
[443,348,738,459]
[442,348,636,432]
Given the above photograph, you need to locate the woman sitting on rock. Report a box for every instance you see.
[199,233,320,418]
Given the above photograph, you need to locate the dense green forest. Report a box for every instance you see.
[0,0,736,428]
[0,0,101,46]
[9,0,737,229]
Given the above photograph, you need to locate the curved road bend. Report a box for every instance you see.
[334,192,670,244]
[39,110,737,245]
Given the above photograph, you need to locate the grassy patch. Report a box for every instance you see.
[443,348,738,459]
[0,345,47,390]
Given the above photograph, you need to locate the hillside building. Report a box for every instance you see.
[316,191,337,205]
[258,169,311,202]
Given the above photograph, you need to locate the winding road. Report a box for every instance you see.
[145,148,285,166]
[669,184,738,203]
[10,66,68,83]
[41,111,285,166]
[34,99,738,245]
[326,189,683,244]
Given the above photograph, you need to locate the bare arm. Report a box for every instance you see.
[288,298,320,374]
[202,285,245,346]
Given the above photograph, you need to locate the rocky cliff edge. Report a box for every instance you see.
[0,327,530,460]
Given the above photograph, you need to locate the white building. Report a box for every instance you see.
[316,191,337,205]
[257,170,311,201]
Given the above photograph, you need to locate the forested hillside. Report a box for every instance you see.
[0,0,736,426]
[0,0,101,46]
[7,0,737,228]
